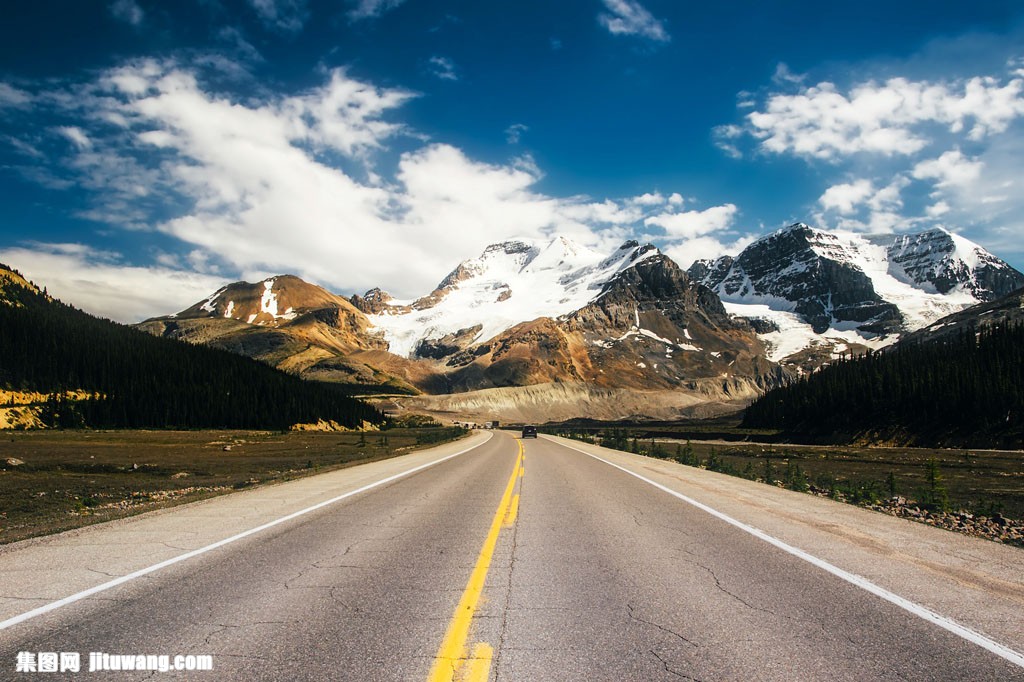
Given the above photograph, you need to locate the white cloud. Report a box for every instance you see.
[559,198,643,226]
[597,0,670,42]
[11,59,743,319]
[248,0,308,33]
[428,56,458,81]
[644,204,738,239]
[867,176,909,212]
[57,126,92,150]
[819,176,908,218]
[738,74,1024,160]
[815,176,911,234]
[819,179,874,215]
[505,123,528,144]
[109,0,144,26]
[772,63,804,86]
[216,27,264,65]
[719,58,1024,255]
[712,123,744,159]
[911,149,983,188]
[347,0,406,21]
[629,192,664,206]
[0,82,31,108]
[664,234,757,270]
[0,244,225,323]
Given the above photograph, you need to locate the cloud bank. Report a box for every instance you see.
[3,59,738,321]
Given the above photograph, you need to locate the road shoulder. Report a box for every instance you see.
[0,431,491,626]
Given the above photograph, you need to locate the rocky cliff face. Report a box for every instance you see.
[687,223,1024,369]
[692,225,902,334]
[885,228,1024,300]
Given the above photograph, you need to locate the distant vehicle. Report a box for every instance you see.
[521,425,538,439]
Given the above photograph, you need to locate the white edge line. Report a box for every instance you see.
[549,435,1024,670]
[0,432,493,632]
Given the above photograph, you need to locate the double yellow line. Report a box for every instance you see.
[426,439,525,682]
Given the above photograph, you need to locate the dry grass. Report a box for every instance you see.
[0,427,464,545]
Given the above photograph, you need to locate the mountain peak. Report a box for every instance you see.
[171,274,357,326]
[365,235,668,358]
[482,240,534,257]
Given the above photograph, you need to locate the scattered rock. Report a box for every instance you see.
[872,496,1023,547]
[5,457,24,467]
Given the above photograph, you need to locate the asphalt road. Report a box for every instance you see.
[1,431,1022,680]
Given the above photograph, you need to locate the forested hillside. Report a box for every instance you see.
[0,266,383,430]
[742,322,1024,448]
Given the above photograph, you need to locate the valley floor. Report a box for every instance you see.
[0,427,466,545]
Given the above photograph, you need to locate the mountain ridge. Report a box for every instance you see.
[687,223,1024,370]
[133,224,1022,420]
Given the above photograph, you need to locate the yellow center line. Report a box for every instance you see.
[426,439,524,682]
[503,494,520,528]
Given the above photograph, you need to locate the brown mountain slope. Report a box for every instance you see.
[138,275,425,393]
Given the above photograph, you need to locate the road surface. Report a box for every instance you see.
[1,430,1022,680]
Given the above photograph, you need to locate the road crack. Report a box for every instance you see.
[627,603,699,649]
[649,649,705,681]
[494,460,525,681]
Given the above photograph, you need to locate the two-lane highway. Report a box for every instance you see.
[2,430,1022,680]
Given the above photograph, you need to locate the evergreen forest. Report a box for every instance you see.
[742,322,1024,447]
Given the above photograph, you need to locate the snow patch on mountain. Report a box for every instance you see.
[724,302,892,362]
[199,288,224,315]
[368,237,660,358]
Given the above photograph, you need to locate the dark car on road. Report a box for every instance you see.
[521,425,538,438]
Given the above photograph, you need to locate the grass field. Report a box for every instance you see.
[0,427,466,545]
[550,426,1024,520]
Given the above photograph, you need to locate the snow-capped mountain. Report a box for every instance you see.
[141,237,782,419]
[138,226,1022,419]
[430,244,779,396]
[352,237,661,359]
[687,224,1024,367]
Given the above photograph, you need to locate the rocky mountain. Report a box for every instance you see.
[687,224,1024,371]
[136,226,1021,421]
[432,246,780,394]
[141,238,782,420]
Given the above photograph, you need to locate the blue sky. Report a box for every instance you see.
[2,0,1024,321]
